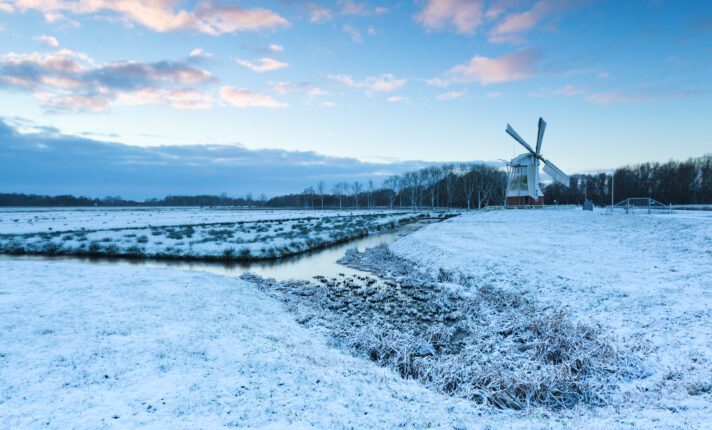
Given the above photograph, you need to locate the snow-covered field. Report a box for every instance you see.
[0,210,436,260]
[0,259,561,430]
[391,208,712,427]
[0,207,411,234]
[1,207,709,429]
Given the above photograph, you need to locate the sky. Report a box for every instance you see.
[0,0,711,198]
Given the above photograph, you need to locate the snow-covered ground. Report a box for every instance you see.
[1,208,709,428]
[1,259,569,430]
[0,207,411,234]
[391,208,712,426]
[0,211,435,260]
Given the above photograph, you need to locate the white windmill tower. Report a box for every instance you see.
[504,117,570,206]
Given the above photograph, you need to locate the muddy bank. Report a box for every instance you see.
[245,244,648,411]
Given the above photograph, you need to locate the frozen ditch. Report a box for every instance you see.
[245,244,650,411]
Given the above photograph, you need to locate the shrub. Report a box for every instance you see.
[223,247,235,261]
[88,241,101,254]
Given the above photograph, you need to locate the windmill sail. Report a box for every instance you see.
[543,159,570,186]
[505,124,536,155]
[535,117,546,155]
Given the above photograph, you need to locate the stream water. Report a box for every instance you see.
[0,219,433,283]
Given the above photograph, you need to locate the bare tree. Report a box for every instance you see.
[367,180,375,208]
[424,166,441,209]
[460,164,480,210]
[382,175,400,209]
[442,164,456,207]
[351,181,363,209]
[302,186,315,209]
[401,172,419,209]
[316,181,326,209]
[332,182,347,210]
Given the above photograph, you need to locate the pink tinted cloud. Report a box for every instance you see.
[236,57,289,73]
[219,86,287,108]
[489,0,570,44]
[415,0,485,35]
[0,49,214,111]
[446,50,539,85]
[11,0,289,35]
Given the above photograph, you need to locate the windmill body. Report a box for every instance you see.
[504,118,570,206]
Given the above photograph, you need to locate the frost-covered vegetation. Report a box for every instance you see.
[0,211,445,260]
[246,245,647,411]
[388,208,712,425]
[0,207,413,234]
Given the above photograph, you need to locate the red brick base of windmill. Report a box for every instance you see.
[505,196,544,206]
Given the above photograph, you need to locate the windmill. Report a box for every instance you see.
[504,117,570,206]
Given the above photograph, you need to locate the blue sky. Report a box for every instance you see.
[0,0,711,196]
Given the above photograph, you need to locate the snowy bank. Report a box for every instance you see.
[0,208,413,235]
[1,259,566,429]
[389,208,712,426]
[0,212,444,261]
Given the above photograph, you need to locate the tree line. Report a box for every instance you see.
[0,193,266,207]
[271,163,507,210]
[3,154,710,208]
[544,154,712,206]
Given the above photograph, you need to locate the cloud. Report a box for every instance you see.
[0,1,14,13]
[0,49,214,111]
[307,87,329,97]
[488,1,563,43]
[529,84,586,98]
[342,24,363,42]
[307,3,332,23]
[424,77,449,88]
[236,57,288,73]
[268,81,329,98]
[585,88,704,105]
[338,1,388,16]
[189,48,212,59]
[268,81,307,95]
[328,73,406,94]
[584,91,645,105]
[0,117,452,198]
[386,95,408,103]
[268,44,284,53]
[444,50,539,85]
[339,0,367,16]
[117,88,213,110]
[436,90,465,101]
[415,0,484,35]
[34,35,59,48]
[219,86,287,108]
[10,0,289,35]
[552,84,585,96]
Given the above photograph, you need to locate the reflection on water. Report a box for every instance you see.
[1,220,432,282]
